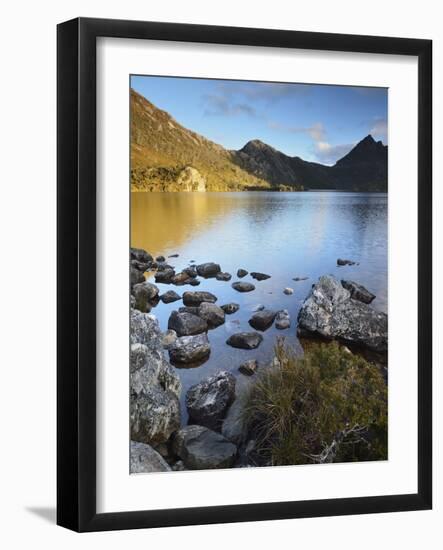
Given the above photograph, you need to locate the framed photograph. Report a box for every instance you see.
[57,17,432,532]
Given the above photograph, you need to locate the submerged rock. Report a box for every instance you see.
[183,291,217,306]
[198,302,225,328]
[160,290,181,304]
[237,269,248,278]
[196,262,221,278]
[238,359,258,376]
[216,272,232,281]
[130,441,171,473]
[130,312,181,445]
[248,309,277,331]
[221,303,240,315]
[293,276,309,282]
[132,281,159,312]
[168,333,211,364]
[297,275,387,353]
[250,272,271,281]
[171,425,237,470]
[341,280,376,304]
[168,310,208,336]
[226,332,263,350]
[337,258,357,266]
[186,371,236,430]
[275,309,291,330]
[232,281,255,293]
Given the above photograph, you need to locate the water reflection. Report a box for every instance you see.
[131,191,388,420]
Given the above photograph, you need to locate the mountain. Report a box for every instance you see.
[131,89,269,191]
[131,89,387,192]
[331,135,388,191]
[233,135,387,191]
[233,139,331,190]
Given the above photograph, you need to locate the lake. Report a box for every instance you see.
[131,191,388,421]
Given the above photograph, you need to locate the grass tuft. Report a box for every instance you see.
[244,340,387,466]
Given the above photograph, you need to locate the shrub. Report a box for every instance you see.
[244,340,387,466]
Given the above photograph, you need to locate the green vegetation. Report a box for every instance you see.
[245,340,387,466]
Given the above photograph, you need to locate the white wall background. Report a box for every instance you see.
[0,0,440,547]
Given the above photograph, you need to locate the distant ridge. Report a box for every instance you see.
[131,89,387,192]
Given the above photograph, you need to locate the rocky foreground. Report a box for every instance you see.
[129,247,388,472]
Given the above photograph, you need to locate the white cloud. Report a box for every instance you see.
[369,117,388,142]
[313,141,355,165]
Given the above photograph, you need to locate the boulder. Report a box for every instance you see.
[131,267,145,286]
[196,262,221,278]
[162,329,177,350]
[183,291,217,306]
[250,272,271,281]
[188,279,201,286]
[186,371,236,430]
[341,280,376,304]
[183,266,198,278]
[216,272,232,281]
[132,281,159,312]
[275,309,291,330]
[168,333,211,364]
[198,302,225,328]
[155,255,165,262]
[155,268,175,284]
[238,359,258,376]
[131,259,150,272]
[130,441,171,473]
[130,312,181,445]
[226,332,263,350]
[248,309,277,331]
[337,258,356,266]
[178,306,200,315]
[171,425,237,470]
[131,247,153,264]
[221,398,248,445]
[156,262,175,271]
[171,272,191,286]
[160,290,181,304]
[283,287,294,295]
[221,303,240,315]
[168,311,208,336]
[232,281,255,293]
[237,269,248,278]
[297,275,387,353]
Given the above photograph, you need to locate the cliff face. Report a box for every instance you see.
[131,89,388,192]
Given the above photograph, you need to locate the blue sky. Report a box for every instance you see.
[131,75,387,165]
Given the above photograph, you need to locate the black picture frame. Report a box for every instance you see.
[57,17,432,532]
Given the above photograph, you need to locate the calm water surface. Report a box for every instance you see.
[131,191,388,420]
